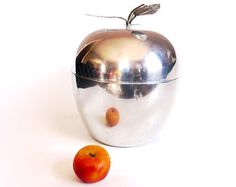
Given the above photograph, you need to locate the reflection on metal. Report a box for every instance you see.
[74,29,178,98]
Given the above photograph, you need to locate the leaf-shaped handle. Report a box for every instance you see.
[133,4,160,16]
[127,4,160,28]
[86,4,160,29]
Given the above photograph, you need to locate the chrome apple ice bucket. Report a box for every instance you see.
[72,4,178,147]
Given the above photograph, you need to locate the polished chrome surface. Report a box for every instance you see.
[73,29,178,147]
[74,29,178,98]
[72,75,177,147]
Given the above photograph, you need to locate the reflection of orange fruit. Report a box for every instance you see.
[73,145,111,183]
[106,107,120,127]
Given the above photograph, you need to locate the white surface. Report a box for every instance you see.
[1,0,236,186]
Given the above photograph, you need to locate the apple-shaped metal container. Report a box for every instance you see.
[72,4,178,147]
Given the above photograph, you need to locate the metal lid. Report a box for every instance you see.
[74,29,178,84]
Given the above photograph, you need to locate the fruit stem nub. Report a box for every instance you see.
[89,152,96,157]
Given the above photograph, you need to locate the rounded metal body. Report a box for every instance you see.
[73,29,178,147]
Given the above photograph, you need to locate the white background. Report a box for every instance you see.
[0,0,236,186]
